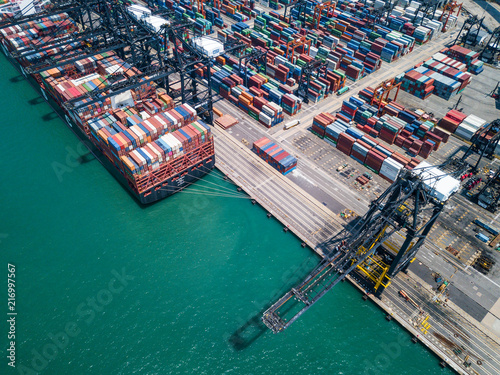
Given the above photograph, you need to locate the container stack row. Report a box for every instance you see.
[253,137,298,175]
[438,109,488,141]
[444,45,484,75]
[421,58,471,93]
[39,52,155,124]
[311,112,337,138]
[0,13,81,66]
[397,45,479,101]
[318,115,421,182]
[209,64,287,126]
[454,115,488,141]
[438,109,468,133]
[120,121,212,177]
[314,89,453,163]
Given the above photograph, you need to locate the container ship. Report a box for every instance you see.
[0,8,215,204]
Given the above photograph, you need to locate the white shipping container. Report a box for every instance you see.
[154,115,168,131]
[463,114,486,129]
[183,103,197,118]
[129,126,145,143]
[141,148,155,164]
[380,158,404,180]
[413,161,460,202]
[146,144,162,163]
[142,121,157,137]
[132,150,146,166]
[164,112,178,126]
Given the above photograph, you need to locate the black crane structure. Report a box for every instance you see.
[295,59,327,104]
[477,168,500,212]
[0,0,246,125]
[453,13,485,47]
[366,2,394,28]
[283,0,308,25]
[262,163,457,333]
[412,0,440,26]
[460,119,500,173]
[238,48,269,88]
[479,26,500,63]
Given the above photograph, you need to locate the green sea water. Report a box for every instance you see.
[0,52,453,375]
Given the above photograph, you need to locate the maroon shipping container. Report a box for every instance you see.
[356,139,372,151]
[380,128,397,144]
[351,149,367,163]
[439,116,460,132]
[338,132,355,145]
[365,150,386,172]
[432,127,450,143]
[391,152,410,166]
[402,138,413,150]
[312,124,326,137]
[395,135,405,147]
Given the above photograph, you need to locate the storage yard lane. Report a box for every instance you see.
[214,127,345,252]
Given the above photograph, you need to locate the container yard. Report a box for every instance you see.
[2,0,500,374]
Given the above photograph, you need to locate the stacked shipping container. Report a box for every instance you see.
[253,137,298,174]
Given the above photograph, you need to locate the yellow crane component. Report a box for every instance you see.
[357,255,391,291]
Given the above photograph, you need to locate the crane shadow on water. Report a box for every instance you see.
[9,75,24,83]
[28,96,45,105]
[228,253,322,351]
[77,152,95,164]
[42,112,59,122]
[228,221,362,350]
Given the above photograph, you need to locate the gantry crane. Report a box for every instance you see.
[0,0,238,126]
[312,0,335,30]
[296,59,327,104]
[454,14,485,47]
[285,35,311,61]
[439,1,462,32]
[460,119,500,173]
[238,47,269,87]
[479,26,500,63]
[193,0,206,18]
[412,0,440,26]
[366,2,394,28]
[262,163,459,333]
[283,0,308,25]
[477,168,500,212]
[370,78,402,115]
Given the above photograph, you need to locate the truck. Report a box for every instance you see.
[283,120,300,130]
[476,233,490,243]
[337,163,348,172]
[337,86,350,96]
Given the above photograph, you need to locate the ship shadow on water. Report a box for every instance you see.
[28,96,45,105]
